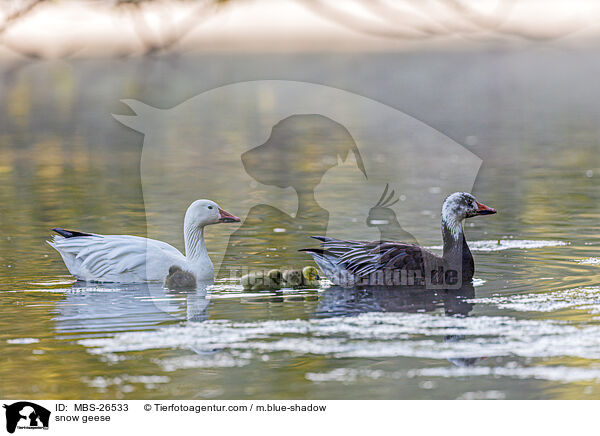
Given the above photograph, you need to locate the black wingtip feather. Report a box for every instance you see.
[52,228,94,238]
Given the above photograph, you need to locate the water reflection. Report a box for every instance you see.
[53,281,211,336]
[316,284,473,317]
[316,284,486,367]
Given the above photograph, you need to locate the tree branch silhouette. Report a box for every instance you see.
[0,0,596,61]
[118,0,227,55]
[302,0,592,43]
[0,0,49,36]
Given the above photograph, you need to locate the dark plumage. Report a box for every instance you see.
[164,265,197,290]
[301,192,496,288]
[52,228,95,238]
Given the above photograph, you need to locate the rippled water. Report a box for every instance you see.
[1,50,600,399]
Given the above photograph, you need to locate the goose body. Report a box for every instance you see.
[241,269,282,291]
[302,192,496,288]
[48,200,240,283]
[282,270,302,287]
[165,266,197,290]
[282,266,321,288]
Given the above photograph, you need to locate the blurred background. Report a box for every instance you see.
[2,0,600,57]
[2,0,600,400]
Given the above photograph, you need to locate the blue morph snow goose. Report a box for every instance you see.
[301,192,496,287]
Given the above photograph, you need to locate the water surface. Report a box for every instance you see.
[1,50,600,399]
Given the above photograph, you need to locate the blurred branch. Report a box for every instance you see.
[302,0,591,43]
[0,0,52,58]
[362,0,505,42]
[147,0,223,54]
[364,0,451,37]
[300,0,436,40]
[0,0,49,36]
[119,0,226,55]
[367,0,504,43]
[0,0,595,61]
[0,0,230,59]
[439,0,517,31]
[439,0,585,41]
[0,0,88,59]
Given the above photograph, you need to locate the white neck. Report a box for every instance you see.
[442,213,463,241]
[441,213,464,259]
[184,224,208,263]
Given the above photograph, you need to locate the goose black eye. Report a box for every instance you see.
[208,206,213,210]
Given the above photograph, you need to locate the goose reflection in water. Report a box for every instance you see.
[53,281,212,337]
[315,283,487,367]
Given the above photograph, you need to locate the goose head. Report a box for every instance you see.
[184,199,240,229]
[302,266,321,282]
[168,265,183,275]
[442,192,496,224]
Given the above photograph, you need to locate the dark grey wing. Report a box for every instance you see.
[312,236,442,278]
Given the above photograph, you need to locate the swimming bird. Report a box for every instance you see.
[164,265,197,290]
[48,199,240,283]
[241,269,282,291]
[301,192,496,287]
[282,269,302,288]
[282,266,321,288]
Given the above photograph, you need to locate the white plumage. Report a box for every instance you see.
[48,199,240,283]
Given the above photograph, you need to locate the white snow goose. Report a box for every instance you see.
[301,192,496,287]
[48,199,240,283]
